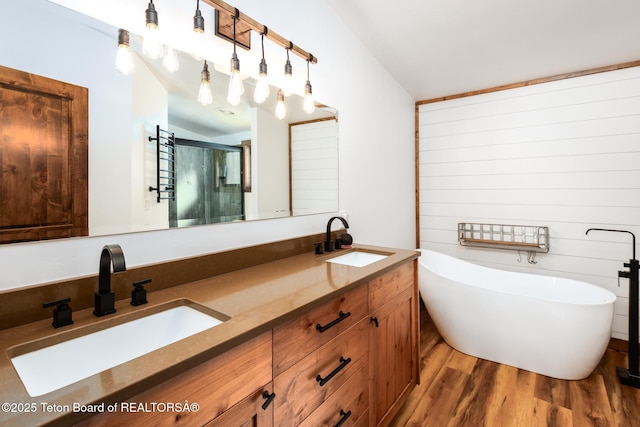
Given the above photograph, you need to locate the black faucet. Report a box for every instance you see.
[586,228,640,389]
[325,216,350,252]
[94,244,126,317]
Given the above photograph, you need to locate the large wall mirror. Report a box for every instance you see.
[0,0,338,242]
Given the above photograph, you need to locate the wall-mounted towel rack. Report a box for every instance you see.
[458,223,549,253]
[148,125,176,203]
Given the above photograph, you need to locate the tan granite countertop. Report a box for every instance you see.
[0,245,419,426]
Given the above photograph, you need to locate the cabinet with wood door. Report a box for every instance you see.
[368,261,419,427]
[78,331,273,426]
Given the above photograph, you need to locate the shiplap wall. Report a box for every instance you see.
[418,66,640,340]
[291,119,339,215]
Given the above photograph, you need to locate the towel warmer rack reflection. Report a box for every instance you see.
[148,125,176,203]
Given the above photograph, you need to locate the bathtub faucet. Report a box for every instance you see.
[585,228,636,259]
[585,227,640,388]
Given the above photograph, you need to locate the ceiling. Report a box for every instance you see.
[325,0,640,101]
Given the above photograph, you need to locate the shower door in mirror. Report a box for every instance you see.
[169,139,243,228]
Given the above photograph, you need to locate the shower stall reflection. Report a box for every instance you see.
[169,139,244,228]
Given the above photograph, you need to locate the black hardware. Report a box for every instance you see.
[325,216,350,253]
[315,242,324,255]
[148,125,176,203]
[316,311,351,333]
[316,356,351,386]
[586,228,640,388]
[334,409,352,427]
[131,278,151,306]
[261,390,276,410]
[43,297,73,328]
[370,316,379,328]
[94,244,126,317]
[334,237,342,250]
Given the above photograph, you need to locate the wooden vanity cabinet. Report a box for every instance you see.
[80,331,272,427]
[204,383,274,427]
[368,261,418,427]
[81,259,417,427]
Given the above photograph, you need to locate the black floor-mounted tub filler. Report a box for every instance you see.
[586,228,640,389]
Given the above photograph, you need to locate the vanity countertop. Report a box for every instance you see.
[0,244,419,426]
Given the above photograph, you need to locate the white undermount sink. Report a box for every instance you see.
[10,301,228,397]
[326,250,390,267]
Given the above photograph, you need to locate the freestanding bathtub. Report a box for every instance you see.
[418,249,616,380]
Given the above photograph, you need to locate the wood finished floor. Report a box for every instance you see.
[390,301,640,427]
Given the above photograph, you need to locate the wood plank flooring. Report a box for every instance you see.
[390,301,640,426]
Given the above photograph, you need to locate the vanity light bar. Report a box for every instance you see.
[202,0,318,64]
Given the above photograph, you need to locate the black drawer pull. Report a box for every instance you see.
[335,409,352,427]
[316,310,351,333]
[316,356,351,386]
[261,390,276,410]
[370,316,379,328]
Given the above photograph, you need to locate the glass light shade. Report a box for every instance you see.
[162,46,179,73]
[115,45,134,75]
[227,53,244,107]
[198,61,212,105]
[198,81,213,105]
[303,81,315,114]
[254,76,270,104]
[191,30,206,60]
[227,72,244,106]
[275,89,286,120]
[143,24,163,59]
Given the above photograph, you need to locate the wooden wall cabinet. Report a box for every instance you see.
[0,65,88,243]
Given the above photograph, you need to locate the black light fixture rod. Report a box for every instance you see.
[202,0,318,64]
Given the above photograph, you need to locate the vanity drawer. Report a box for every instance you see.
[273,317,368,426]
[368,261,415,311]
[273,284,368,375]
[297,362,369,427]
[80,331,272,427]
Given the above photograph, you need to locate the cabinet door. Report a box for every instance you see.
[0,64,88,243]
[206,384,274,427]
[369,286,416,427]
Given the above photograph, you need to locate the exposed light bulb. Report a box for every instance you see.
[163,46,179,73]
[304,80,315,114]
[198,61,213,106]
[254,59,269,104]
[143,1,163,59]
[115,29,134,75]
[192,1,206,60]
[227,52,244,106]
[275,89,286,120]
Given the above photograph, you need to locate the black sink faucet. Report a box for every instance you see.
[325,216,350,252]
[94,244,126,317]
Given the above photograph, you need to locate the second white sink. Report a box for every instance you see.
[10,302,226,397]
[326,250,389,267]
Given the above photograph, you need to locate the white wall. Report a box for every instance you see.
[248,107,290,220]
[418,66,640,340]
[291,119,339,215]
[0,0,416,290]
